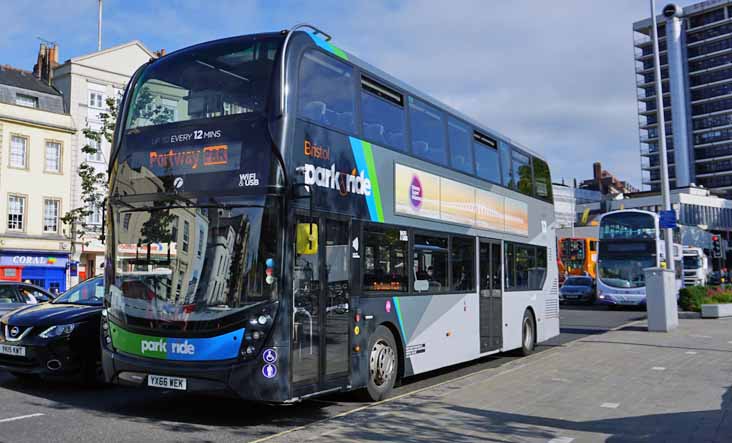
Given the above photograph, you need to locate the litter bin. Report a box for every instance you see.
[644,267,678,332]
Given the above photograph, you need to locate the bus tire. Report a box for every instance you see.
[364,325,398,402]
[519,310,536,356]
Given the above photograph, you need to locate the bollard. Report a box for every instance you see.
[644,267,679,332]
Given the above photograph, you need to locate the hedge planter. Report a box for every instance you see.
[701,304,732,319]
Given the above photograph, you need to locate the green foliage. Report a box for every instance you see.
[679,285,732,312]
[61,96,118,242]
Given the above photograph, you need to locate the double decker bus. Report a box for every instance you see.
[102,25,559,402]
[558,237,598,282]
[596,210,682,306]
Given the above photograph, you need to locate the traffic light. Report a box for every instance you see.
[712,235,722,258]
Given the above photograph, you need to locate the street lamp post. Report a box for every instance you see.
[650,0,675,272]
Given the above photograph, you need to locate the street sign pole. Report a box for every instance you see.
[650,0,675,272]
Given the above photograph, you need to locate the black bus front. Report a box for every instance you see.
[102,34,292,401]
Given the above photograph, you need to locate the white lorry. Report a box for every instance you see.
[682,246,709,287]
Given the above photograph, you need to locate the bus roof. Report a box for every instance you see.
[331,37,548,162]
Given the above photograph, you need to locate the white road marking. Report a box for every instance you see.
[690,334,711,339]
[0,413,45,424]
[601,403,620,409]
[651,367,666,371]
[685,351,697,355]
[551,378,569,383]
[548,437,575,443]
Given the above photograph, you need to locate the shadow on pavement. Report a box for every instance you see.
[329,386,732,443]
[0,372,332,437]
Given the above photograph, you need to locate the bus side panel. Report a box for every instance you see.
[360,293,480,377]
[540,279,560,343]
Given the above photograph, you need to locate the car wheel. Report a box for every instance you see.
[363,325,399,402]
[9,372,39,382]
[518,310,536,356]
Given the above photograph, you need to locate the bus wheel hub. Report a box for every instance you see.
[370,340,395,386]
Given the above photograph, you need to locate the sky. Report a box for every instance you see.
[0,0,702,188]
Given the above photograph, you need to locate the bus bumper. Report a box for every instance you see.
[102,345,290,402]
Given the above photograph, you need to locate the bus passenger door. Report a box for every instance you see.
[292,216,322,386]
[479,239,503,353]
[322,219,351,383]
[292,215,351,390]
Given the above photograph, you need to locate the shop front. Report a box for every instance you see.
[0,251,69,294]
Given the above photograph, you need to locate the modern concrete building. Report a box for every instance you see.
[0,63,75,292]
[552,183,602,229]
[50,41,155,282]
[634,0,732,195]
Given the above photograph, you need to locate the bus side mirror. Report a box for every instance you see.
[296,223,318,255]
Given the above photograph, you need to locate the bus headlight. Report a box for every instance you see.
[240,302,278,360]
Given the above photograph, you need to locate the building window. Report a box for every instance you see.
[9,135,28,169]
[87,201,101,225]
[43,199,60,233]
[45,141,61,173]
[182,220,190,253]
[15,94,38,108]
[89,91,104,109]
[85,137,104,162]
[409,97,447,166]
[7,195,26,231]
[363,225,408,292]
[297,50,356,133]
[197,229,204,257]
[123,213,131,231]
[413,234,448,293]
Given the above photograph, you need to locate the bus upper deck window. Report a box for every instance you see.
[298,51,356,133]
[409,97,447,166]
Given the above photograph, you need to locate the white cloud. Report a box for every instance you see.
[4,0,704,189]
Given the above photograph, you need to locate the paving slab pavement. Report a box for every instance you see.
[264,318,732,443]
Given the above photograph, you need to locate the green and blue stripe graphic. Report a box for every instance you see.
[349,137,384,223]
[307,32,348,60]
[392,296,405,342]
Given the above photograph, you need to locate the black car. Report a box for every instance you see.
[0,282,55,316]
[559,276,596,304]
[0,276,104,382]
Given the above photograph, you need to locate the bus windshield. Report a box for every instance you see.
[108,194,281,333]
[125,35,281,129]
[599,212,656,240]
[598,256,656,288]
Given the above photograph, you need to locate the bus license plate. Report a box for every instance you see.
[0,344,26,357]
[148,374,187,390]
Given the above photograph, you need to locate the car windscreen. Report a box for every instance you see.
[54,278,104,305]
[565,278,592,286]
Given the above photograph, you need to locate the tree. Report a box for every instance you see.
[61,96,118,243]
[61,88,173,246]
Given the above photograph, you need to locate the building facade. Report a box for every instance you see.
[635,0,732,194]
[552,183,602,229]
[51,41,154,283]
[0,64,75,292]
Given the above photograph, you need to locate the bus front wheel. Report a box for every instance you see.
[365,325,398,401]
[519,310,536,356]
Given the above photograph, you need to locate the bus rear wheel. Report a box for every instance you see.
[365,326,398,402]
[519,310,536,356]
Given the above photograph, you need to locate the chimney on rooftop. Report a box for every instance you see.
[32,42,58,85]
[593,162,603,193]
[33,43,46,79]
